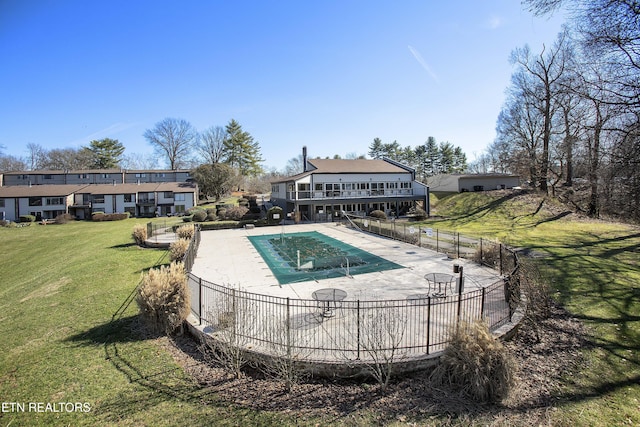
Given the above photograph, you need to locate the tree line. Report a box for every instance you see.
[472,0,640,221]
[369,137,467,182]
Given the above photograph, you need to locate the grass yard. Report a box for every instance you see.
[0,190,638,426]
[424,191,640,426]
[0,219,296,426]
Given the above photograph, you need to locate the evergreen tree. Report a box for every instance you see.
[223,119,263,177]
[369,137,384,159]
[86,138,125,169]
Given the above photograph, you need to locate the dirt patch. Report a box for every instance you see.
[162,301,588,424]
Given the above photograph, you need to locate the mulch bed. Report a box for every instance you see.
[161,300,588,425]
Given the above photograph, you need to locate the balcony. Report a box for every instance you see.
[285,189,414,201]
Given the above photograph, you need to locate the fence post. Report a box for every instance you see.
[436,229,439,253]
[457,232,460,259]
[499,243,504,275]
[480,238,483,265]
[356,300,361,360]
[426,296,431,354]
[286,297,291,360]
[198,277,203,325]
[480,287,486,320]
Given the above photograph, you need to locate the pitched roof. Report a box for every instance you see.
[0,184,90,197]
[306,158,408,174]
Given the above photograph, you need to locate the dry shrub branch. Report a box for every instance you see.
[136,262,190,335]
[430,320,517,403]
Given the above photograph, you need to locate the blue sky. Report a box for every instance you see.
[0,1,566,171]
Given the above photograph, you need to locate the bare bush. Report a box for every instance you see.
[169,238,190,262]
[430,320,517,403]
[357,301,408,391]
[136,262,190,335]
[222,206,249,221]
[176,224,195,240]
[132,224,147,246]
[200,290,256,378]
[473,240,501,268]
[518,258,551,342]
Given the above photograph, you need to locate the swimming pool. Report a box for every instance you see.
[247,231,404,285]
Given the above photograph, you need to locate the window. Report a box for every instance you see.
[44,174,52,180]
[124,194,135,203]
[315,183,323,191]
[174,205,185,213]
[28,197,42,206]
[78,174,88,179]
[174,193,185,201]
[155,173,166,178]
[164,191,174,198]
[400,182,411,189]
[135,173,146,178]
[0,199,4,207]
[45,197,64,205]
[92,194,105,204]
[101,174,110,179]
[124,207,136,216]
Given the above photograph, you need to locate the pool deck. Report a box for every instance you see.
[190,223,503,301]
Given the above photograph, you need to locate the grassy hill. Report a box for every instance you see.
[0,193,638,426]
[424,190,640,426]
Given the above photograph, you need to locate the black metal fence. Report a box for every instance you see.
[186,223,520,364]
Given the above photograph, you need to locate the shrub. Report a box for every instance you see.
[132,224,148,246]
[54,213,75,224]
[19,215,36,223]
[92,212,129,221]
[136,262,190,335]
[408,206,428,220]
[223,206,249,221]
[473,240,501,269]
[176,224,195,240]
[238,198,249,207]
[369,210,387,220]
[266,206,283,225]
[191,209,207,222]
[216,207,227,219]
[169,238,191,262]
[206,207,217,216]
[430,321,516,403]
[182,216,193,222]
[206,212,218,221]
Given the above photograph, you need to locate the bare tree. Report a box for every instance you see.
[26,143,46,170]
[197,125,225,164]
[143,118,197,169]
[509,30,571,193]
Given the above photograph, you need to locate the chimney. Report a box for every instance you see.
[302,146,307,172]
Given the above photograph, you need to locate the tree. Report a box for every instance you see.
[86,138,125,169]
[368,138,384,159]
[283,154,304,176]
[26,143,47,170]
[191,162,235,201]
[509,30,571,193]
[197,125,225,164]
[0,154,27,171]
[40,148,94,170]
[144,118,197,169]
[223,119,263,177]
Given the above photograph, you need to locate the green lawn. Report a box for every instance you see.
[1,193,638,426]
[0,219,294,426]
[423,191,640,426]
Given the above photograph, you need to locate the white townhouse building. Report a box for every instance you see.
[270,151,429,222]
[0,182,198,221]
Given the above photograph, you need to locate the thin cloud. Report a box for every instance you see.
[486,15,503,30]
[70,122,138,146]
[407,45,439,82]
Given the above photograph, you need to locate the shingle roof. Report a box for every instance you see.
[0,184,90,197]
[307,158,408,173]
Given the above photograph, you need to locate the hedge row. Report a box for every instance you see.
[92,212,130,221]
